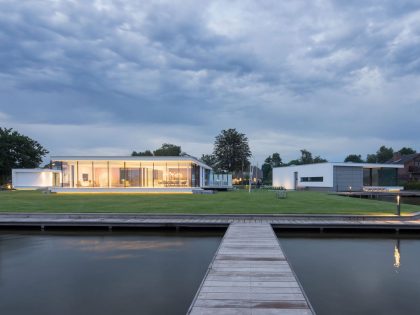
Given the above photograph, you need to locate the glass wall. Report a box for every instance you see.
[53,160,203,188]
[363,168,398,186]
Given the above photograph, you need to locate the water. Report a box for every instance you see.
[279,233,420,315]
[0,231,222,315]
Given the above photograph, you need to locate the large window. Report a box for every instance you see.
[54,159,199,188]
[93,161,108,187]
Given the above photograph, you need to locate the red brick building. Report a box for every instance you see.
[387,153,420,183]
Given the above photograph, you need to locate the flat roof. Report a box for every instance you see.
[51,156,212,169]
[273,162,404,169]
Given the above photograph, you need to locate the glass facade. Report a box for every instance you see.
[53,159,202,188]
[363,168,398,186]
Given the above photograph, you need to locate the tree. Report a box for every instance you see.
[344,154,364,163]
[366,145,394,163]
[376,146,394,163]
[200,154,218,170]
[271,153,282,167]
[366,154,377,163]
[398,147,416,155]
[153,143,181,156]
[213,129,251,173]
[262,153,283,184]
[313,155,328,163]
[300,149,313,164]
[131,150,153,156]
[0,127,49,184]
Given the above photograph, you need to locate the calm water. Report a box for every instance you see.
[0,231,222,315]
[279,233,420,315]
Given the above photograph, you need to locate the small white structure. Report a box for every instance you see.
[273,162,404,192]
[12,169,61,190]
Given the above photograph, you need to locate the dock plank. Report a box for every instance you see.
[188,223,314,314]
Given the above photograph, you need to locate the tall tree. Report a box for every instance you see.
[0,127,49,184]
[271,153,282,167]
[262,153,283,184]
[366,145,394,163]
[376,145,394,163]
[131,150,153,156]
[398,147,416,155]
[300,149,313,164]
[153,143,181,156]
[344,154,364,163]
[213,129,251,173]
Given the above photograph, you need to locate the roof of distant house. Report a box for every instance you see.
[386,153,420,164]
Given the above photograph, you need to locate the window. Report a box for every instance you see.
[300,176,323,182]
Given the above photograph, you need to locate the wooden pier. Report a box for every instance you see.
[188,223,314,315]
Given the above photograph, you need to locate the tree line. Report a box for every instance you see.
[344,146,416,163]
[0,126,417,186]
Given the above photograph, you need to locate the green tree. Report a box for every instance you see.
[366,154,377,163]
[376,146,394,163]
[131,150,153,156]
[153,143,181,156]
[262,153,283,184]
[300,149,313,164]
[200,154,218,170]
[344,154,364,163]
[213,128,251,173]
[398,147,416,155]
[366,146,394,163]
[0,127,49,184]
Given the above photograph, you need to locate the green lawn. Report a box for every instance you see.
[0,190,418,215]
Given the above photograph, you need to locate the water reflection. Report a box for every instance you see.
[0,231,222,315]
[66,239,185,252]
[394,239,401,269]
[279,233,420,315]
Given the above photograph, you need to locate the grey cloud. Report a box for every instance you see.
[0,0,419,164]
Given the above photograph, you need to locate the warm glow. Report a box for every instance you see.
[394,245,401,268]
[397,195,400,204]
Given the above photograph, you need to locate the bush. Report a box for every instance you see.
[404,181,420,191]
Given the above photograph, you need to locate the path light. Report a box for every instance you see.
[396,195,401,216]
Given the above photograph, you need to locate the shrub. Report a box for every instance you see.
[404,181,420,191]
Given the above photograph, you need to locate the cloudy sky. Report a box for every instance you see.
[1,0,420,165]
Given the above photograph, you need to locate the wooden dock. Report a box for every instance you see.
[188,223,314,315]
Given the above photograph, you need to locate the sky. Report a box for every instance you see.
[0,0,420,165]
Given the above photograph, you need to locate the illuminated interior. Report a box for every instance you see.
[53,159,202,188]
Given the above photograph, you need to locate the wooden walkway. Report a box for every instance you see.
[188,223,314,315]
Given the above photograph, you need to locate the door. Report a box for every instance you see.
[294,172,298,190]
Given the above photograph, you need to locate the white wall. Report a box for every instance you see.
[12,169,58,189]
[272,163,334,190]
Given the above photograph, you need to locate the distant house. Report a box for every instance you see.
[386,153,420,183]
[272,162,403,192]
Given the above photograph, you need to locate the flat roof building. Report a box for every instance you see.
[13,156,232,193]
[273,162,404,192]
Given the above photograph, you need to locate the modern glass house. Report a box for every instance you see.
[273,162,404,192]
[48,156,231,193]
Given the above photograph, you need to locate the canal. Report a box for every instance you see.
[0,230,222,315]
[279,232,420,315]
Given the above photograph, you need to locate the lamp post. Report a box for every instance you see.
[396,195,401,216]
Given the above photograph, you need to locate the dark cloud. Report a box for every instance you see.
[0,0,419,163]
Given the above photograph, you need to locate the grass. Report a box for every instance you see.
[0,189,419,215]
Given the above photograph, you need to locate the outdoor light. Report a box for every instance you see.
[396,195,401,216]
[349,186,352,191]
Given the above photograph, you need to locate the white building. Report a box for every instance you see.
[12,156,232,193]
[273,162,404,192]
[12,169,61,190]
